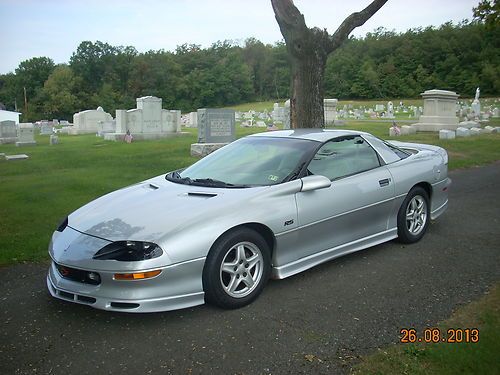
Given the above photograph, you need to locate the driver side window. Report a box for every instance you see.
[308,136,380,180]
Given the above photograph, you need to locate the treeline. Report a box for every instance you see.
[0,20,498,121]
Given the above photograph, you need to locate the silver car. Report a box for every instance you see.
[47,129,450,312]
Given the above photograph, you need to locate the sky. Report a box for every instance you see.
[0,0,479,74]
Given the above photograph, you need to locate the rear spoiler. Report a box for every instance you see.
[388,141,448,164]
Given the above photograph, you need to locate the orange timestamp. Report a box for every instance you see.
[400,328,479,343]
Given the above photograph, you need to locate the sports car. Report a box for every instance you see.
[47,129,450,312]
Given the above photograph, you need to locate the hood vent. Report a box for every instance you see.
[148,183,160,190]
[187,192,218,198]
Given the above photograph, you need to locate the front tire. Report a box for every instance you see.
[203,228,271,309]
[397,186,430,244]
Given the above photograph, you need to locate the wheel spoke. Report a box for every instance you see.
[417,200,424,214]
[246,254,260,270]
[241,274,255,289]
[408,219,415,233]
[226,275,240,293]
[221,263,236,275]
[411,199,418,211]
[236,244,246,263]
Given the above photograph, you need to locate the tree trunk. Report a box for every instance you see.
[289,40,327,128]
[271,0,388,129]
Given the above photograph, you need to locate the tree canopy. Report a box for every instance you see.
[0,17,498,121]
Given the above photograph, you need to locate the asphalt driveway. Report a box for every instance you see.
[1,162,499,374]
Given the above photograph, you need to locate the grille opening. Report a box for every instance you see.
[77,295,97,304]
[110,302,140,309]
[58,290,74,300]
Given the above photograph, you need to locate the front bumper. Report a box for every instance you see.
[47,258,206,313]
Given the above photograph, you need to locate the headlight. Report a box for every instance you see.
[93,241,163,261]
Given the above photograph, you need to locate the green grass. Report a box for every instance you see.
[353,284,500,375]
[0,119,499,265]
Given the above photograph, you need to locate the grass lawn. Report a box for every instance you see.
[0,120,499,265]
[353,284,500,374]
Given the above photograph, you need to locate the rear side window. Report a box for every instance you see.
[307,136,380,180]
[363,135,410,163]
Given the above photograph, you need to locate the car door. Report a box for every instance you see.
[281,135,395,265]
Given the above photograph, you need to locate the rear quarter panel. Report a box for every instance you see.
[386,150,448,228]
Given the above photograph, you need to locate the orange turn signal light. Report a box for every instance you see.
[114,270,162,280]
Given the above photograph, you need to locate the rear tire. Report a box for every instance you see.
[397,186,430,244]
[203,228,271,309]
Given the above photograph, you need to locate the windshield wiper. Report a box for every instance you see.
[165,171,192,185]
[191,178,248,188]
[284,161,306,182]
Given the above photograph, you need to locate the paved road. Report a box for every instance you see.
[1,163,499,375]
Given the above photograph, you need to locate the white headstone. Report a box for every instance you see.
[456,127,470,137]
[16,123,36,147]
[105,96,182,141]
[439,129,456,139]
[470,127,482,136]
[387,101,395,119]
[324,98,338,125]
[5,154,29,160]
[413,89,459,132]
[0,120,18,144]
[70,107,113,135]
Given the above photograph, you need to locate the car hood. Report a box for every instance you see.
[68,175,266,242]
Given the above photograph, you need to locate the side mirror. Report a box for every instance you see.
[300,175,331,192]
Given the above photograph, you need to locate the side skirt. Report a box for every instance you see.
[271,228,398,279]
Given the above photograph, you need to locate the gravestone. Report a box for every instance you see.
[470,128,482,136]
[283,99,291,130]
[188,111,198,128]
[375,104,385,111]
[439,129,455,140]
[413,89,459,132]
[324,99,338,125]
[456,127,470,137]
[50,135,59,145]
[190,108,235,157]
[105,96,183,141]
[0,120,18,144]
[471,87,481,119]
[400,125,416,135]
[16,123,36,146]
[70,107,113,135]
[5,154,29,160]
[40,122,53,135]
[272,103,285,123]
[97,120,116,136]
[387,101,395,119]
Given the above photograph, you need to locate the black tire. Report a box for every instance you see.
[397,186,430,244]
[203,228,271,309]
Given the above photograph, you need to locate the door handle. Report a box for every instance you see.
[379,178,390,187]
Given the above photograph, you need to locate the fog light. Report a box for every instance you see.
[87,272,101,283]
[114,270,162,280]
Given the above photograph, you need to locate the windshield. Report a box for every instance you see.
[168,136,319,187]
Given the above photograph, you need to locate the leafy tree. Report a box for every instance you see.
[473,0,499,28]
[41,65,79,120]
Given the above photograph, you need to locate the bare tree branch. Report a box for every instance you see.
[329,0,389,52]
[271,0,305,29]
